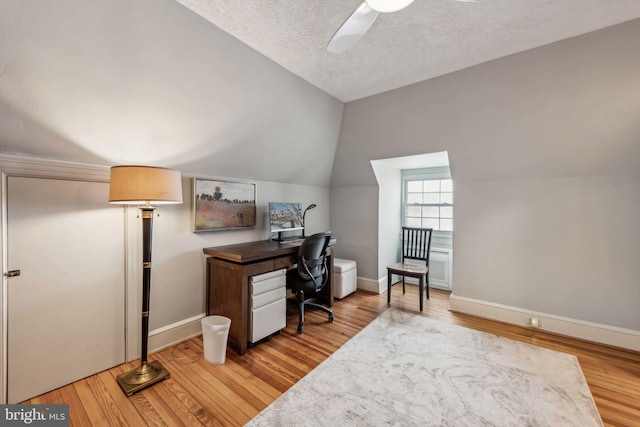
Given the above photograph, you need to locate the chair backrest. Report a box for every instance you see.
[296,231,332,291]
[401,227,433,265]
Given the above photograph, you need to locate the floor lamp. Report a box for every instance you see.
[109,165,183,396]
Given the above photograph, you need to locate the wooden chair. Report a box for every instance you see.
[387,227,433,311]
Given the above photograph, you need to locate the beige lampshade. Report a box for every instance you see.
[109,165,183,204]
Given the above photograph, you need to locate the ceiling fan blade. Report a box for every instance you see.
[327,2,379,54]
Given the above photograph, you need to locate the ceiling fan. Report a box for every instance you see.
[326,0,477,54]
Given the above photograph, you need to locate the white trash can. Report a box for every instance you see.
[201,315,231,365]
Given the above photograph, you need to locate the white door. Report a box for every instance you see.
[7,176,125,403]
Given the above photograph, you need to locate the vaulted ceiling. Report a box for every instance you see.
[176,0,640,101]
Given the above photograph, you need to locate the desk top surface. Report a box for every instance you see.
[203,239,302,263]
[203,238,335,264]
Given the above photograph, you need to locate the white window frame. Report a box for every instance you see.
[401,168,452,237]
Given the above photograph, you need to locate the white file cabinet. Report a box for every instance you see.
[249,268,287,343]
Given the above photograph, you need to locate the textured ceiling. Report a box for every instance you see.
[176,0,640,102]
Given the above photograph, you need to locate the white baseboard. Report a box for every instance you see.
[450,294,640,352]
[358,276,385,294]
[148,314,204,354]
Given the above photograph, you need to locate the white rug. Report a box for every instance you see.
[246,309,603,426]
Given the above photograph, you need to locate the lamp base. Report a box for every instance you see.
[117,360,170,396]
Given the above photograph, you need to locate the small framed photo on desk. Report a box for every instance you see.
[193,178,256,232]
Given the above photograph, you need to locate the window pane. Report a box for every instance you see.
[406,217,421,228]
[407,193,422,204]
[440,219,453,231]
[423,180,440,192]
[403,176,454,232]
[423,206,439,218]
[407,181,422,192]
[406,206,421,217]
[423,193,440,204]
[422,218,439,229]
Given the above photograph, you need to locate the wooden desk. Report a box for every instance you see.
[203,239,334,355]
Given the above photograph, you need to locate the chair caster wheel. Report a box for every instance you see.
[297,325,303,334]
[328,315,334,323]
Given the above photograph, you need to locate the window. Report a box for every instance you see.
[403,178,453,231]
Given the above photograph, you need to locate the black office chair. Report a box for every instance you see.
[286,232,334,334]
[387,227,433,311]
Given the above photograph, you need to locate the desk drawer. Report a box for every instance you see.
[250,298,286,343]
[251,269,286,295]
[252,286,286,309]
[247,260,277,277]
[251,268,287,283]
[275,254,297,270]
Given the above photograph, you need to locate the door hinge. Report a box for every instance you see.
[5,270,21,277]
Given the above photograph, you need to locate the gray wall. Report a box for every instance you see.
[2,0,639,334]
[0,0,343,186]
[330,19,640,330]
[149,176,330,330]
[330,185,379,277]
[454,175,639,329]
[0,0,343,333]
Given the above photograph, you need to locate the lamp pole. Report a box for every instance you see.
[116,204,170,396]
[302,204,317,237]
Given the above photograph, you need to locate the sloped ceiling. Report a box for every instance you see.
[0,0,343,186]
[177,0,640,102]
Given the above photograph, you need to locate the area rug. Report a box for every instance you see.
[246,308,603,426]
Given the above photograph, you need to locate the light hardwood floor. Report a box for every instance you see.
[25,287,640,426]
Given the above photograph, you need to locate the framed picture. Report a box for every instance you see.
[193,178,256,232]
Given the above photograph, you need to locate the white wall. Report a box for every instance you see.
[371,161,401,282]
